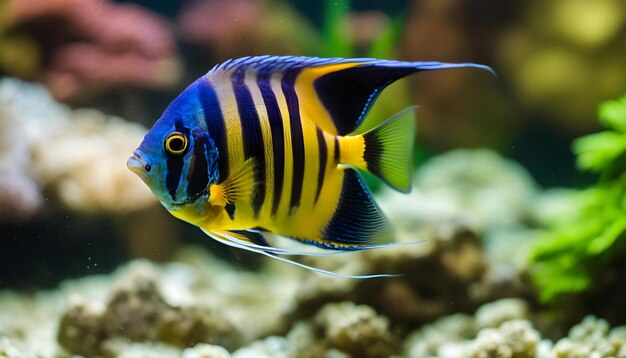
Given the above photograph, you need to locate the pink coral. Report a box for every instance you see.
[5,0,181,102]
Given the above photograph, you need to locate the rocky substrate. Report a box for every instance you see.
[1,251,625,358]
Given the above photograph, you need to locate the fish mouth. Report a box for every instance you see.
[127,151,149,179]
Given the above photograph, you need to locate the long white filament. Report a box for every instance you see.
[202,229,422,256]
[203,230,414,279]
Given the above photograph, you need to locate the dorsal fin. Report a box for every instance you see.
[206,56,494,135]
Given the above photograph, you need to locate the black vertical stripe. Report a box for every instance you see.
[232,69,266,217]
[186,130,209,198]
[282,69,305,212]
[314,126,327,204]
[334,136,340,162]
[198,79,229,181]
[165,120,187,201]
[258,73,284,216]
[166,157,184,201]
[225,203,236,220]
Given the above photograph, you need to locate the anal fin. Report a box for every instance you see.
[322,169,392,245]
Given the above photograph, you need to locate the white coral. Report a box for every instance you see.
[553,316,626,358]
[467,320,541,358]
[0,78,154,215]
[475,298,529,329]
[183,344,231,358]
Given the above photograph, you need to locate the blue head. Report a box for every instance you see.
[127,77,220,210]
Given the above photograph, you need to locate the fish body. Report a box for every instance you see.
[128,56,492,276]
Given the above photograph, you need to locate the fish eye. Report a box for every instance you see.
[165,132,188,155]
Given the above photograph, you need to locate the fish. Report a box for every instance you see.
[127,56,493,278]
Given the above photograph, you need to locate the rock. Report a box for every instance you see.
[466,320,541,358]
[553,316,626,358]
[405,313,476,357]
[475,298,530,329]
[232,336,289,358]
[57,261,240,356]
[183,344,231,358]
[404,301,626,358]
[314,302,396,358]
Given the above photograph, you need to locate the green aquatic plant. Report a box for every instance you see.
[531,93,626,302]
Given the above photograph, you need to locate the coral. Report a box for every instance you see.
[57,261,239,356]
[48,248,304,356]
[0,291,60,357]
[233,302,394,358]
[171,247,300,343]
[0,249,296,357]
[405,300,626,358]
[405,298,531,357]
[475,298,530,329]
[464,320,542,358]
[378,149,538,276]
[1,0,181,102]
[411,149,538,232]
[405,313,476,357]
[285,322,336,358]
[290,221,490,325]
[0,82,42,222]
[183,344,231,358]
[552,316,626,358]
[0,78,155,218]
[232,337,290,358]
[3,245,626,358]
[314,302,396,358]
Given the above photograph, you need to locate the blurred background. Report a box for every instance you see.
[2,0,626,355]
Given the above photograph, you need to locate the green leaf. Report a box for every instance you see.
[573,131,626,172]
[598,95,626,132]
[537,271,591,302]
[588,216,626,255]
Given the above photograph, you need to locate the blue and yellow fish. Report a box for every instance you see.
[127,56,492,277]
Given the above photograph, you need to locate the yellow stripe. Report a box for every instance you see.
[339,135,367,170]
[297,62,359,135]
[305,131,343,239]
[211,69,260,227]
[245,70,274,220]
[212,70,245,177]
[279,127,345,241]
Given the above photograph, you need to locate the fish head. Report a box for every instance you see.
[128,80,220,210]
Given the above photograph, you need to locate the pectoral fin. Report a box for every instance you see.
[208,158,256,207]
